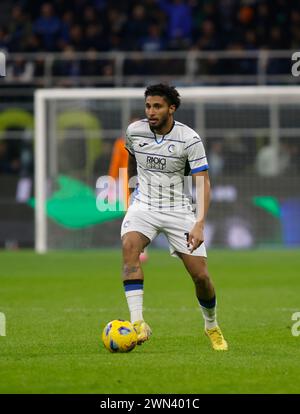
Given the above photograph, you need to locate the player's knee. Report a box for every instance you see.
[193,272,210,287]
[193,273,209,287]
[188,258,209,282]
[122,237,141,260]
[190,264,210,286]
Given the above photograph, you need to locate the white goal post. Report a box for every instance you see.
[34,86,300,253]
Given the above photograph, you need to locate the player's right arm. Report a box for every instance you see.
[127,153,137,197]
[124,125,138,203]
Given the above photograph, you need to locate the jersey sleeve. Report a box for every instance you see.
[185,134,209,174]
[125,127,135,155]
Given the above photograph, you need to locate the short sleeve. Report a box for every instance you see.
[125,127,135,155]
[185,135,209,174]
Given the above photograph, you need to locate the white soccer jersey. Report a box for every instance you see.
[125,119,209,211]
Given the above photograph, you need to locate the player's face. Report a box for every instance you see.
[145,95,175,132]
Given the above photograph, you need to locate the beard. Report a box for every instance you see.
[149,113,170,132]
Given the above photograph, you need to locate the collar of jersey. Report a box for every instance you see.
[150,120,175,144]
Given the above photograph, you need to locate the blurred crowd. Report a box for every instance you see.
[0,128,33,176]
[0,0,296,85]
[1,0,300,177]
[1,0,299,54]
[207,137,300,177]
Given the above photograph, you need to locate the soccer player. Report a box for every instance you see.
[121,84,228,351]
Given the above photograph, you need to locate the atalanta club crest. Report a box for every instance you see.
[168,144,175,153]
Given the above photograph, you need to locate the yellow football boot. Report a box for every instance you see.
[205,326,228,351]
[133,320,152,345]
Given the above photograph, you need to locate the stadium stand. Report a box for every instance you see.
[1,1,299,53]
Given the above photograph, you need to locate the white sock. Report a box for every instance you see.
[124,279,144,323]
[125,290,143,323]
[198,296,218,330]
[200,305,218,330]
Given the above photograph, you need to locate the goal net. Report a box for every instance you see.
[34,87,300,252]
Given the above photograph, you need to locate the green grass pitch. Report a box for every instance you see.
[0,249,300,394]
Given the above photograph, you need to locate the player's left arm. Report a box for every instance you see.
[187,170,211,253]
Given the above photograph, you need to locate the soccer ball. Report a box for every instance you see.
[102,319,137,353]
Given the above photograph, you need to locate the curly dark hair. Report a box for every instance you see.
[144,84,181,110]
